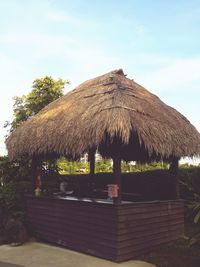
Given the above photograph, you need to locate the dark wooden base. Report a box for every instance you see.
[25,195,184,262]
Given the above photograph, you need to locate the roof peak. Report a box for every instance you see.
[112,69,125,76]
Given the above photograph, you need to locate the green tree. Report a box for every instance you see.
[5,76,69,133]
[1,76,69,244]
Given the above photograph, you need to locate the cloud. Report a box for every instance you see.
[0,53,32,154]
[141,57,200,93]
[45,10,82,27]
[0,32,75,55]
[0,53,31,95]
[0,28,122,86]
[190,119,200,133]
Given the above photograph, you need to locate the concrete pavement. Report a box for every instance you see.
[0,241,156,267]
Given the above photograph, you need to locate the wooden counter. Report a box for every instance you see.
[25,195,184,262]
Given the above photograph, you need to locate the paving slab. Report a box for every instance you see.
[0,262,25,267]
[0,242,156,267]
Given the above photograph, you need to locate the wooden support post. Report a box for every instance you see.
[89,150,95,176]
[113,156,122,204]
[31,156,41,191]
[88,150,95,194]
[31,156,38,190]
[169,158,179,199]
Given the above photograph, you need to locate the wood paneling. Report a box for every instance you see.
[25,196,184,262]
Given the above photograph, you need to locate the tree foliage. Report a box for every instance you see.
[1,76,69,244]
[5,76,69,133]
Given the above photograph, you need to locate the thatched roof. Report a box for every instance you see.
[6,69,200,162]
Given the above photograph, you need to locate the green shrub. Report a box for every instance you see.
[0,156,32,244]
[178,165,200,245]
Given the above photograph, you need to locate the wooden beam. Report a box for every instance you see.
[169,158,179,199]
[31,156,38,190]
[113,156,122,203]
[88,150,95,176]
[88,150,95,193]
[31,156,42,190]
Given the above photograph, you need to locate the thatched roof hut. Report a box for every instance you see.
[6,69,200,162]
[8,69,196,260]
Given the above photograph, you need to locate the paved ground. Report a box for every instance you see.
[0,241,156,267]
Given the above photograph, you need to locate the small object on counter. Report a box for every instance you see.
[60,181,68,193]
[107,184,119,198]
[35,187,42,197]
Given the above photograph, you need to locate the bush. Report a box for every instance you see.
[178,165,200,245]
[0,156,32,244]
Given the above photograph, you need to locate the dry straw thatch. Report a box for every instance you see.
[6,69,200,162]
